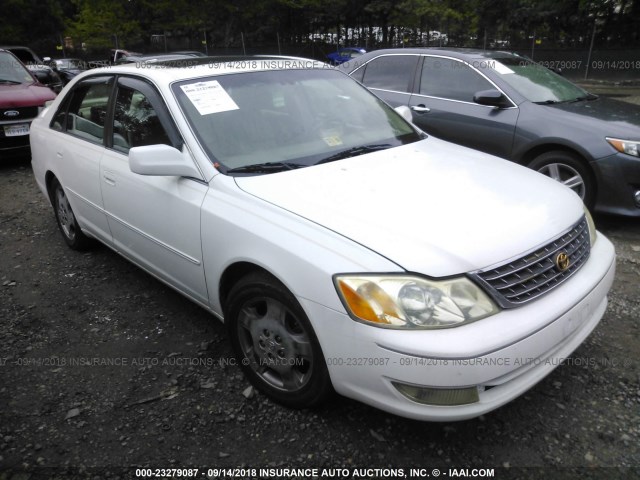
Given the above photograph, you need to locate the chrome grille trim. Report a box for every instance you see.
[470,217,591,308]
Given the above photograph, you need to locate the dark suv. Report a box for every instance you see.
[0,49,57,159]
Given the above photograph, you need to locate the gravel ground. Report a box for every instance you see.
[1,95,640,480]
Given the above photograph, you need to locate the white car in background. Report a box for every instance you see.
[30,57,615,421]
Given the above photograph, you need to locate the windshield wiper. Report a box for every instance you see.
[316,144,392,165]
[536,92,599,105]
[226,161,303,175]
[0,79,21,84]
[570,93,599,102]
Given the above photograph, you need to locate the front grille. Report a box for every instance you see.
[0,106,38,121]
[471,217,591,308]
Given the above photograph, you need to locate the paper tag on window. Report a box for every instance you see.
[180,80,239,115]
[323,135,343,147]
[491,61,515,75]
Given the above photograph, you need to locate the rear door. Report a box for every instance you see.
[48,75,114,245]
[353,54,420,109]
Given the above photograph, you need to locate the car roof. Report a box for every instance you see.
[118,53,196,63]
[82,55,328,83]
[171,50,207,57]
[0,45,40,57]
[354,47,521,61]
[336,48,527,73]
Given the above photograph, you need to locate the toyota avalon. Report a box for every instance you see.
[30,57,615,421]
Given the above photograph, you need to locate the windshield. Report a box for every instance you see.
[172,69,421,174]
[0,52,34,83]
[488,56,588,103]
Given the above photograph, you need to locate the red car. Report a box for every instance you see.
[1,49,57,159]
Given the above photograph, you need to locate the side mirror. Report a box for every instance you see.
[129,144,203,179]
[473,89,509,108]
[394,105,413,122]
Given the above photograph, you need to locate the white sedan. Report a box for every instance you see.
[30,57,615,421]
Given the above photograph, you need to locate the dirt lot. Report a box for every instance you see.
[1,93,640,480]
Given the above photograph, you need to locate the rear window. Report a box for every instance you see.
[360,55,418,93]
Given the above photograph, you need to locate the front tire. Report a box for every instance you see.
[225,272,332,408]
[528,151,595,209]
[50,177,91,250]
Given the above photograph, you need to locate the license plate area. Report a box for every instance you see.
[4,124,30,137]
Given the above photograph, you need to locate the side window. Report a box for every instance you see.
[350,67,365,83]
[420,57,493,102]
[112,85,172,154]
[51,77,113,143]
[50,96,71,132]
[361,55,418,93]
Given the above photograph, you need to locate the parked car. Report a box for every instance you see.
[340,48,640,217]
[2,46,63,93]
[110,48,141,64]
[0,49,57,159]
[327,47,366,65]
[30,58,615,421]
[49,58,87,85]
[114,53,196,65]
[171,50,207,57]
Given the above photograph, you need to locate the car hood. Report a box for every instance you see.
[234,138,584,276]
[547,96,640,136]
[0,82,55,107]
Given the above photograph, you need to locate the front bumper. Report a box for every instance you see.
[302,234,615,421]
[592,152,640,216]
[1,134,31,159]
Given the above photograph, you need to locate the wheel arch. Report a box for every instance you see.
[218,261,282,317]
[517,142,592,167]
[518,144,598,207]
[44,170,58,203]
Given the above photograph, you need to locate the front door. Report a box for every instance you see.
[408,56,519,159]
[100,76,209,306]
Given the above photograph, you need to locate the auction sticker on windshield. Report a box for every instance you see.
[180,80,239,115]
[491,61,515,75]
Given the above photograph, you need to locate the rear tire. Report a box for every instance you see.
[225,272,332,409]
[50,177,92,250]
[528,151,595,209]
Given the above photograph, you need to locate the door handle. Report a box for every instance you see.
[103,172,116,186]
[411,105,431,113]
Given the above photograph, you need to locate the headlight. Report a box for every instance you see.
[584,206,597,247]
[334,274,499,329]
[606,137,640,157]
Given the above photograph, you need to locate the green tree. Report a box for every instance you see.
[0,0,66,54]
[69,0,142,50]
